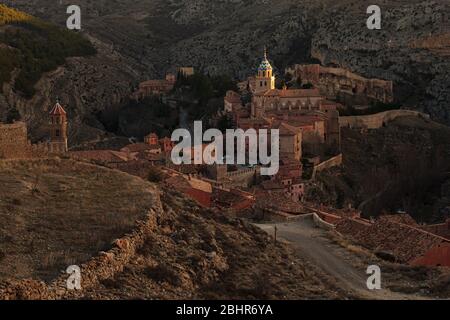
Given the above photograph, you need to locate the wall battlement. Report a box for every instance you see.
[339,110,430,129]
[285,64,394,105]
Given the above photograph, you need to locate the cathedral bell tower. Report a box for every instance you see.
[254,47,275,94]
[49,100,68,153]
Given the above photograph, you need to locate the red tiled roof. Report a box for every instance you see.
[378,214,418,226]
[336,218,449,263]
[121,143,160,153]
[70,150,133,163]
[261,180,284,190]
[165,175,212,207]
[140,79,171,87]
[256,88,321,98]
[271,121,302,136]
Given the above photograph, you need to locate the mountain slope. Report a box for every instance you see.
[2,0,449,145]
[0,4,95,97]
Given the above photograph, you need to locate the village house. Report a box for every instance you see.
[165,174,213,207]
[301,207,450,267]
[178,67,195,77]
[335,214,450,267]
[131,73,177,100]
[121,132,174,159]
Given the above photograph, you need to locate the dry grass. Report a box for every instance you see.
[0,158,158,283]
[79,187,350,300]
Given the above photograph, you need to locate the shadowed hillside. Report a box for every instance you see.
[307,116,450,223]
[0,4,96,98]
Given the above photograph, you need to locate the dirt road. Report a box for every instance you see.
[256,216,426,300]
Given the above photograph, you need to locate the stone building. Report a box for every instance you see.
[0,121,31,159]
[0,101,69,159]
[224,90,242,113]
[49,101,68,153]
[132,73,176,100]
[225,48,341,161]
[285,64,394,105]
[178,67,195,77]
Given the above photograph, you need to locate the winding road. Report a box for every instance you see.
[256,216,426,300]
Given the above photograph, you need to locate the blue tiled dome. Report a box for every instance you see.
[258,48,272,71]
[258,58,272,71]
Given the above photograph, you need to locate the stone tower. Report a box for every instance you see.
[49,100,68,153]
[254,47,275,94]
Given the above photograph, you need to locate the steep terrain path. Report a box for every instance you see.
[256,217,427,300]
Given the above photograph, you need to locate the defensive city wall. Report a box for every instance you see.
[339,110,430,129]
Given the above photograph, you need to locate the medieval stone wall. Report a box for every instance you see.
[0,122,31,159]
[286,64,394,104]
[0,204,160,300]
[339,110,430,129]
[311,154,343,180]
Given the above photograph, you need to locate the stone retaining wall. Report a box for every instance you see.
[0,200,162,300]
[339,110,430,129]
[311,154,343,179]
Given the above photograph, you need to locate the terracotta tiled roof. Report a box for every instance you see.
[70,150,134,163]
[255,189,304,214]
[121,143,160,153]
[271,121,302,136]
[165,175,212,207]
[256,88,321,98]
[225,91,242,103]
[261,180,284,190]
[140,79,171,87]
[378,214,418,226]
[336,218,449,263]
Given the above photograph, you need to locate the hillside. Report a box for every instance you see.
[1,1,449,141]
[0,158,346,300]
[0,4,96,98]
[307,116,450,223]
[0,158,155,282]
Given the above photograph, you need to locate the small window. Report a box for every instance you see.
[55,129,60,137]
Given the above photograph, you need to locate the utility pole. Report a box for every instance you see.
[274,225,278,244]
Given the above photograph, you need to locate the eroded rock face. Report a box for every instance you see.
[311,1,450,124]
[2,0,449,145]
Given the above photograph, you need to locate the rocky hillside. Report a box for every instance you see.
[307,115,450,223]
[2,0,449,144]
[0,158,346,300]
[311,0,450,126]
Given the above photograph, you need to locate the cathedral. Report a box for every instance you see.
[224,49,342,161]
[251,48,333,119]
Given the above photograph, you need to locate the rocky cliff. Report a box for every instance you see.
[311,0,450,125]
[2,0,449,145]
